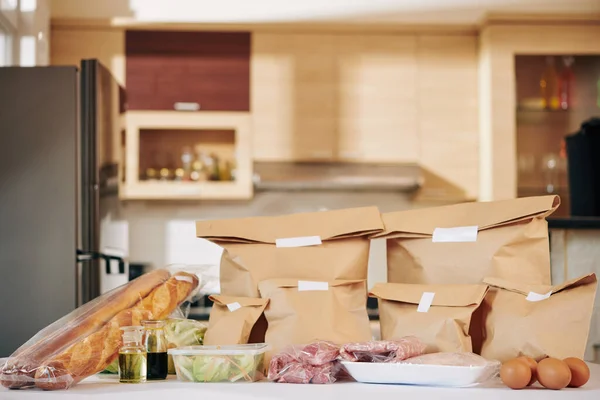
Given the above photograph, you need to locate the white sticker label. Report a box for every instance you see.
[298,281,329,291]
[227,302,242,312]
[417,292,436,313]
[174,275,194,283]
[526,291,552,302]
[432,226,479,243]
[276,236,322,248]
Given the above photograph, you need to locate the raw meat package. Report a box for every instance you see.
[0,270,199,390]
[480,273,597,362]
[369,283,488,353]
[196,207,383,297]
[375,195,559,285]
[203,295,269,345]
[258,279,372,351]
[339,337,426,362]
[268,341,341,384]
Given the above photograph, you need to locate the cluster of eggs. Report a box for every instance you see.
[500,356,590,390]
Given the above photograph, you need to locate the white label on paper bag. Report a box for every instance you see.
[276,236,322,248]
[298,281,329,291]
[526,291,552,302]
[417,292,436,313]
[227,302,242,312]
[174,275,194,283]
[432,226,479,243]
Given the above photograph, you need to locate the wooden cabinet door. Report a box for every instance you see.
[252,33,336,161]
[126,30,250,111]
[336,34,419,163]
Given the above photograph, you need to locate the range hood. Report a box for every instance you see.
[253,162,422,192]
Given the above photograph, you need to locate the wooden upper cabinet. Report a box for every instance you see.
[125,30,250,111]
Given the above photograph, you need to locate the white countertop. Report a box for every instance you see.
[2,363,600,400]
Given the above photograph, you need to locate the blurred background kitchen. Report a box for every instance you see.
[1,0,600,358]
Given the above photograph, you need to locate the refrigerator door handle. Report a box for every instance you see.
[76,249,126,274]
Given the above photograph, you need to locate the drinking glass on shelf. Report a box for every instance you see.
[541,153,559,193]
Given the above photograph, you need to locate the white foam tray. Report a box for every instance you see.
[341,361,499,387]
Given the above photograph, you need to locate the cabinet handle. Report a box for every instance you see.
[174,102,201,111]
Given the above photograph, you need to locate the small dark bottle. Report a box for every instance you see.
[142,320,168,380]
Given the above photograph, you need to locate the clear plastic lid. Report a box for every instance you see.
[168,344,269,356]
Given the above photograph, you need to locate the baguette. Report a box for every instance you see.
[34,271,199,390]
[0,269,170,389]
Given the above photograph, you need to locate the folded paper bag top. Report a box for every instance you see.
[480,273,597,362]
[375,195,560,285]
[203,295,269,346]
[258,279,372,352]
[196,207,384,297]
[369,283,488,353]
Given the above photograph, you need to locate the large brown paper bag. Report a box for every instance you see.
[196,207,383,297]
[258,279,372,351]
[203,295,269,345]
[370,283,488,353]
[480,273,597,362]
[375,195,559,285]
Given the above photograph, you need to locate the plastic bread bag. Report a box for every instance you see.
[0,269,199,390]
[167,263,219,297]
[339,337,426,363]
[268,341,342,384]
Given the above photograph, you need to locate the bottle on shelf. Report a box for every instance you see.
[142,320,168,381]
[559,56,575,110]
[209,153,221,181]
[159,168,170,181]
[190,150,208,182]
[119,326,147,384]
[540,56,560,110]
[180,146,193,181]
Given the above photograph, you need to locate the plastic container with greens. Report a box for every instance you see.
[168,344,269,383]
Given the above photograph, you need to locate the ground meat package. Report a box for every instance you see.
[268,341,341,384]
[375,195,559,285]
[196,207,383,298]
[339,337,426,362]
[258,279,372,351]
[369,283,488,353]
[203,295,269,345]
[480,273,597,362]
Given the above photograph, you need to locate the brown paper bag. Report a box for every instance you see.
[375,195,559,285]
[480,273,597,362]
[196,207,383,297]
[370,283,488,353]
[203,295,269,345]
[258,279,372,351]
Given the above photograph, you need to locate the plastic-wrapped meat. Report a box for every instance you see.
[339,337,426,363]
[299,341,340,366]
[268,341,342,384]
[311,362,337,384]
[401,352,491,367]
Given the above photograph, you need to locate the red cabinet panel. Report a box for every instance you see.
[126,30,250,111]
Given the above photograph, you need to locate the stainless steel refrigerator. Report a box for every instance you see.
[0,60,125,356]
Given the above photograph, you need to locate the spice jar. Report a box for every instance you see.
[119,326,147,383]
[142,320,168,380]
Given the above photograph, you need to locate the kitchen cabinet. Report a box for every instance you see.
[479,24,600,201]
[252,33,337,161]
[336,34,419,163]
[125,30,250,111]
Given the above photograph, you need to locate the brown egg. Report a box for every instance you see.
[500,359,532,390]
[537,358,572,390]
[517,356,538,386]
[563,357,590,388]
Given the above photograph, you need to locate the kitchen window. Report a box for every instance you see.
[0,14,14,66]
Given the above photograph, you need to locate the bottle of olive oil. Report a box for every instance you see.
[142,320,168,380]
[119,326,147,383]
